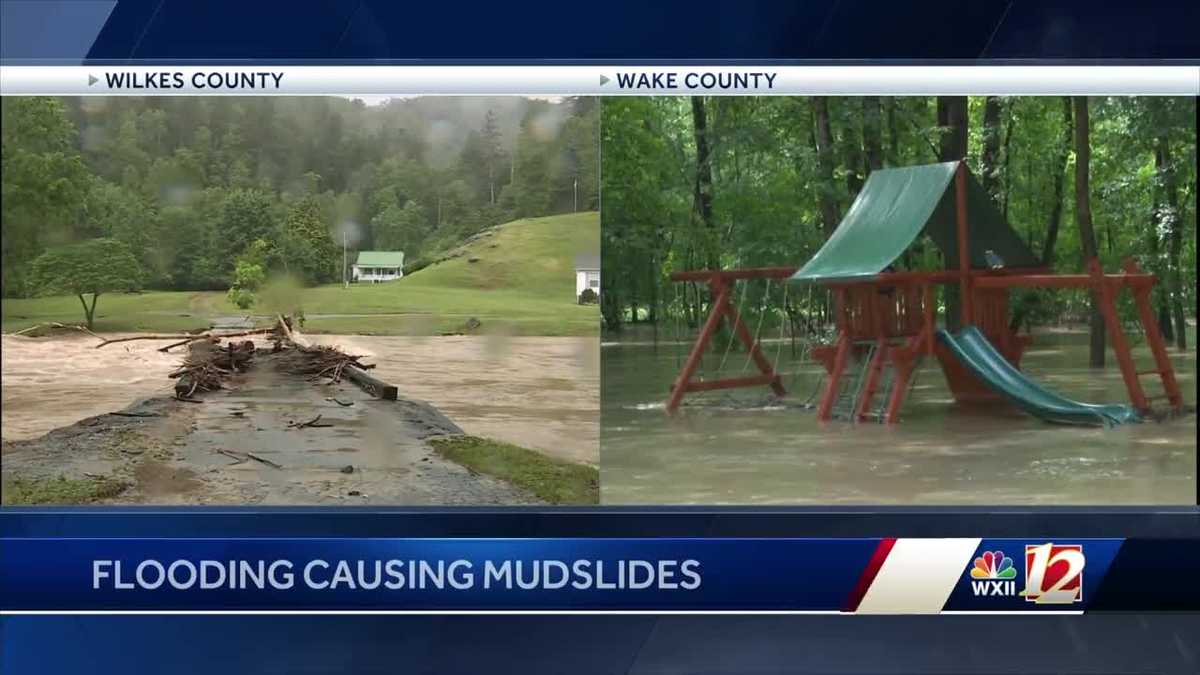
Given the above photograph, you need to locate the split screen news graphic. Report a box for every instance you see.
[1,93,1196,509]
[1,95,601,506]
[599,95,1196,506]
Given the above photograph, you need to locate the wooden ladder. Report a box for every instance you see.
[1089,258,1183,415]
[853,337,890,422]
[1122,261,1184,412]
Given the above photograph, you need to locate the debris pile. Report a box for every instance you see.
[58,315,399,402]
[170,340,256,400]
[277,344,374,384]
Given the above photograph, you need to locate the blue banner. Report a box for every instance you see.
[1,537,879,611]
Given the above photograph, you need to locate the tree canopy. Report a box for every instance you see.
[601,96,1196,347]
[28,238,141,328]
[2,95,598,297]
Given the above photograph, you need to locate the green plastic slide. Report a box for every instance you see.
[936,326,1140,427]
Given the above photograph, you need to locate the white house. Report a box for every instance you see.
[352,251,405,283]
[574,253,600,299]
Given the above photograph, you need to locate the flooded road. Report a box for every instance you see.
[601,328,1196,505]
[311,335,599,465]
[1,334,178,441]
[2,333,599,466]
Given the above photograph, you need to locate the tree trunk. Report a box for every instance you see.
[690,96,718,269]
[980,96,1003,204]
[883,98,899,166]
[937,97,969,161]
[1040,97,1074,266]
[812,97,839,237]
[1073,96,1106,367]
[841,102,865,198]
[937,97,968,330]
[601,283,622,332]
[1155,133,1187,349]
[1001,100,1016,223]
[1151,141,1174,340]
[862,97,883,172]
[78,293,99,330]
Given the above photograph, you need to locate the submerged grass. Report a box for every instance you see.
[430,435,599,505]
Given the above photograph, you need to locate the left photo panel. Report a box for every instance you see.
[1,95,600,505]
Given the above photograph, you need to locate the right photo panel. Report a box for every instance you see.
[600,95,1197,505]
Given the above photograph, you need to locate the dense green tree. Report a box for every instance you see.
[1,97,90,295]
[217,189,278,280]
[280,196,339,284]
[28,238,141,328]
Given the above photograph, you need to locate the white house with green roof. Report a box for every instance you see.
[352,251,405,283]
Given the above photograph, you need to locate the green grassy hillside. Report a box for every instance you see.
[409,211,598,295]
[2,212,601,337]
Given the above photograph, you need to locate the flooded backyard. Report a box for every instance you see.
[600,327,1197,505]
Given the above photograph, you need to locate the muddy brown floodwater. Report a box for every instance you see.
[601,328,1196,505]
[310,335,599,465]
[1,334,180,440]
[2,334,599,466]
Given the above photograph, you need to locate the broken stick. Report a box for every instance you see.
[96,328,273,349]
[216,449,248,464]
[244,451,283,469]
[287,414,333,429]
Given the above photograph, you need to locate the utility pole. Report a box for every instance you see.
[343,231,348,289]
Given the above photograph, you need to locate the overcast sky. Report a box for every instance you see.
[341,95,562,106]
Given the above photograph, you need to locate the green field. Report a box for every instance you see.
[2,212,600,337]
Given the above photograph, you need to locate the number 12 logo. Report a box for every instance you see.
[1023,543,1085,604]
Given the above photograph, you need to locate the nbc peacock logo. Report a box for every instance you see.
[968,550,1018,597]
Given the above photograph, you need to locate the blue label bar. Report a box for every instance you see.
[1,538,879,611]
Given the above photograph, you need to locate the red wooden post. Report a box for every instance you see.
[665,277,731,414]
[816,333,851,421]
[922,284,934,355]
[723,300,787,397]
[881,335,916,424]
[955,162,972,326]
[1086,257,1149,412]
[1121,259,1182,411]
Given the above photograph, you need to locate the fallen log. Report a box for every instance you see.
[343,363,398,401]
[276,314,310,348]
[159,336,215,352]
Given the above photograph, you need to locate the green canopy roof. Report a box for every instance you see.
[791,161,1038,282]
[355,251,405,267]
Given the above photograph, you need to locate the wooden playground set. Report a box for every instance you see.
[666,161,1183,425]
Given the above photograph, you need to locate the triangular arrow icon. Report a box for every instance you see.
[88,74,98,86]
[600,74,610,86]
